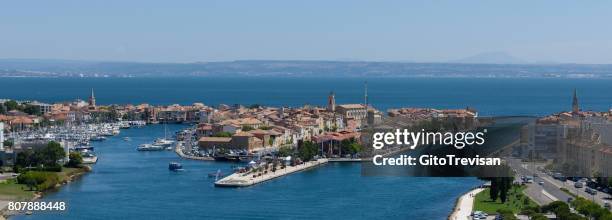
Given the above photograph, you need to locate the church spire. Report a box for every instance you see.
[572,88,579,114]
[364,81,368,108]
[327,91,336,112]
[89,88,96,107]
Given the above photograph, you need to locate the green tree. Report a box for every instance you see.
[39,141,66,167]
[497,208,517,220]
[241,125,254,131]
[530,213,548,220]
[66,152,83,168]
[17,171,60,191]
[212,132,232,137]
[15,149,38,169]
[3,140,14,147]
[277,146,294,157]
[298,141,318,161]
[23,104,41,115]
[490,178,499,201]
[500,177,510,203]
[4,100,19,111]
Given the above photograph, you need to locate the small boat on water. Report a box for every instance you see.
[169,162,183,171]
[137,144,164,151]
[90,136,106,141]
[123,137,131,141]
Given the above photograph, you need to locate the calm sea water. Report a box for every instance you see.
[13,125,480,220]
[2,77,611,219]
[1,77,611,116]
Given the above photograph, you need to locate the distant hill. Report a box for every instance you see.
[452,52,526,64]
[1,58,611,78]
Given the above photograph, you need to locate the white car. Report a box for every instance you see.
[472,211,488,219]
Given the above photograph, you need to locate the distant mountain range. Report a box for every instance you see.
[452,52,526,64]
[0,58,611,78]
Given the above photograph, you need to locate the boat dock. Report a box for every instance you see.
[215,158,328,187]
[174,143,214,161]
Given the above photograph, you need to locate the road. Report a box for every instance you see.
[508,158,612,208]
[507,159,573,205]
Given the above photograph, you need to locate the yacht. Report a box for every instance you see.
[152,122,175,147]
[137,144,165,151]
[153,138,174,147]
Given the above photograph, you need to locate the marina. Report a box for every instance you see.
[1,78,611,220]
[11,123,479,220]
[6,121,147,166]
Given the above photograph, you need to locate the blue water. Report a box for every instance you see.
[2,77,611,219]
[1,77,611,116]
[13,125,479,220]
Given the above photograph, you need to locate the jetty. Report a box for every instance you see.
[215,158,328,187]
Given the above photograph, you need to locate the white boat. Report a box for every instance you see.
[81,152,98,164]
[152,122,175,147]
[153,138,175,147]
[90,136,106,141]
[137,144,165,151]
[119,122,131,129]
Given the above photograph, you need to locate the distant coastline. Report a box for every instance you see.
[1,59,612,78]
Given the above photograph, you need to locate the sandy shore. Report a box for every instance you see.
[448,187,485,220]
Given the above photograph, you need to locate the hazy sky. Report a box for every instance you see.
[2,1,612,63]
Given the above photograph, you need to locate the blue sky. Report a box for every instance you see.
[1,0,611,63]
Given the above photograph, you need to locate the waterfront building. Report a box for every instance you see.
[28,101,52,115]
[312,130,361,157]
[196,124,214,138]
[336,104,367,121]
[387,107,477,119]
[198,132,264,152]
[157,105,188,123]
[519,120,568,160]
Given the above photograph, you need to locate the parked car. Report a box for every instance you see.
[586,188,598,195]
[472,211,488,219]
[575,182,584,188]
